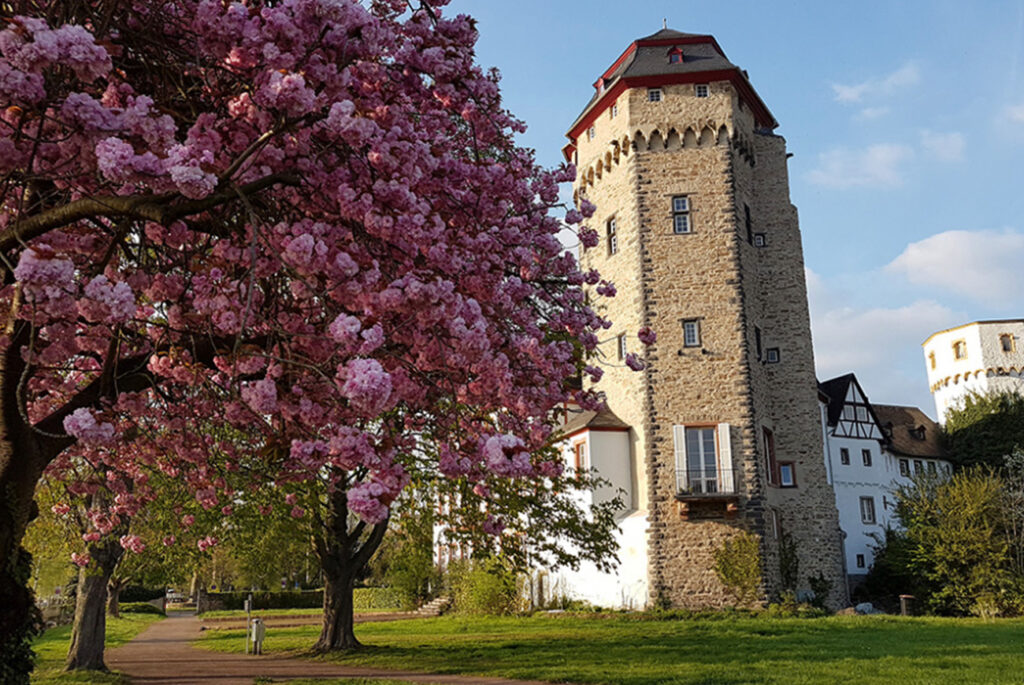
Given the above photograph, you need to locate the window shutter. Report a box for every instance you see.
[717,423,735,493]
[673,425,688,491]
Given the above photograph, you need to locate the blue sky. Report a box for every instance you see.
[449,1,1024,418]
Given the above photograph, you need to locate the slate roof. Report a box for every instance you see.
[558,407,630,436]
[873,404,947,459]
[568,28,776,136]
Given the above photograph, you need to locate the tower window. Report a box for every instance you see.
[587,126,596,140]
[1001,334,1015,352]
[672,195,691,234]
[754,326,762,360]
[928,351,936,369]
[695,84,709,98]
[765,348,780,364]
[607,217,617,255]
[617,333,627,360]
[753,233,767,247]
[860,496,876,524]
[763,426,778,486]
[682,319,701,347]
[648,88,662,102]
[856,554,865,569]
[668,47,683,64]
[744,204,753,244]
[953,339,967,360]
[610,102,618,118]
[778,462,796,487]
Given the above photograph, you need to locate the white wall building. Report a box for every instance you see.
[923,319,1024,422]
[818,374,950,586]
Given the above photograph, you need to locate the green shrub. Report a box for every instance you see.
[945,390,1024,468]
[121,602,166,616]
[449,558,523,615]
[121,585,166,603]
[199,587,401,613]
[713,530,762,605]
[353,587,402,611]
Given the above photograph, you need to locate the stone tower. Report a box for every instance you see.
[565,29,846,607]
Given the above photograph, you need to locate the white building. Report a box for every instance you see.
[818,374,950,586]
[923,319,1024,422]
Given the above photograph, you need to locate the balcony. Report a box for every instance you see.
[674,468,739,520]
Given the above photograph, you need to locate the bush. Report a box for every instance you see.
[713,530,762,605]
[199,587,402,613]
[120,585,166,603]
[944,390,1024,468]
[353,587,402,611]
[120,602,166,616]
[449,558,524,615]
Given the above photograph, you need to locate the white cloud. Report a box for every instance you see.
[855,106,890,121]
[919,130,965,162]
[886,228,1024,305]
[832,63,920,103]
[806,268,960,416]
[1005,103,1024,123]
[807,144,913,188]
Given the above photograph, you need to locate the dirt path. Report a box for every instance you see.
[106,613,561,685]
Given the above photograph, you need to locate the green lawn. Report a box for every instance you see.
[31,614,162,685]
[198,612,1024,684]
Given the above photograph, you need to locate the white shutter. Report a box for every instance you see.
[673,425,688,491]
[717,423,735,493]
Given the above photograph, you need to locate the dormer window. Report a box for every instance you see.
[911,426,926,441]
[668,47,683,64]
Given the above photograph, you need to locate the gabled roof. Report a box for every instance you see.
[818,374,855,427]
[817,373,888,442]
[558,407,630,437]
[873,404,947,459]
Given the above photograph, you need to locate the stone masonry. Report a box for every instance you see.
[566,30,846,608]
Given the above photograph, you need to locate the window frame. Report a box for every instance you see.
[572,440,587,474]
[610,102,618,118]
[928,351,936,369]
[860,496,876,525]
[778,461,797,488]
[682,425,720,494]
[753,232,767,247]
[647,88,662,102]
[840,447,850,465]
[856,554,866,569]
[899,458,910,477]
[694,83,710,98]
[763,426,778,486]
[744,203,753,245]
[671,195,692,234]
[617,333,627,361]
[606,216,618,255]
[862,448,872,467]
[587,125,596,140]
[914,459,924,475]
[765,348,780,364]
[682,319,701,348]
[1001,334,1016,353]
[754,326,763,361]
[952,339,967,360]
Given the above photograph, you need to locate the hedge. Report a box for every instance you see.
[121,602,166,616]
[120,586,166,603]
[200,587,401,612]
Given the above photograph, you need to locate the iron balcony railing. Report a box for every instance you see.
[675,468,737,495]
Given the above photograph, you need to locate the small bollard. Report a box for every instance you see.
[250,617,266,655]
[899,594,915,616]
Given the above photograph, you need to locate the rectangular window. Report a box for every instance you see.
[573,441,587,473]
[899,458,910,477]
[862,449,872,467]
[610,102,618,118]
[953,339,967,360]
[669,51,682,64]
[929,351,936,369]
[914,459,923,475]
[764,426,778,485]
[754,326,762,360]
[607,217,617,255]
[648,88,662,102]
[856,406,869,422]
[753,232,767,247]
[778,462,796,487]
[927,461,937,474]
[765,348,780,364]
[856,554,866,569]
[617,333,627,361]
[842,405,855,420]
[744,204,753,245]
[1001,334,1015,353]
[840,448,850,465]
[683,319,701,347]
[587,126,596,140]
[685,426,719,493]
[672,195,691,234]
[695,84,709,98]
[768,507,781,538]
[860,496,876,524]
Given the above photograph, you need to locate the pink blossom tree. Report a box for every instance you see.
[0,0,625,676]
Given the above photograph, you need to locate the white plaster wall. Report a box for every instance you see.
[547,510,649,609]
[589,431,633,509]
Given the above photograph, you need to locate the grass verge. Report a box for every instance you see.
[197,612,1024,685]
[31,613,162,685]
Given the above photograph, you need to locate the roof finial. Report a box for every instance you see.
[662,18,667,29]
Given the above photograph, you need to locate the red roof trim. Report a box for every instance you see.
[566,69,776,144]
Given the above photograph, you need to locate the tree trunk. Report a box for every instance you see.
[312,486,389,652]
[66,540,123,671]
[107,576,127,618]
